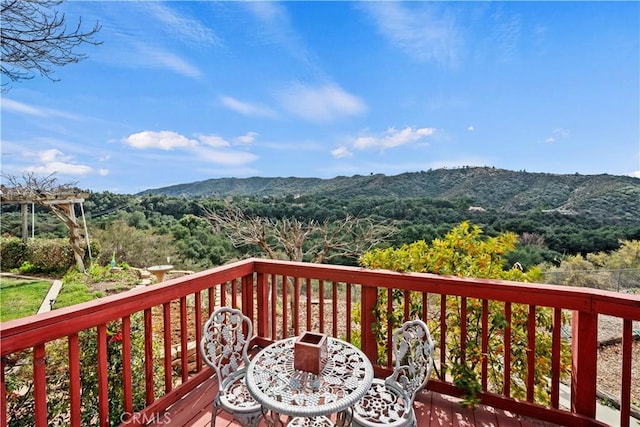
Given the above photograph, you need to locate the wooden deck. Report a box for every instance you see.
[148,373,562,427]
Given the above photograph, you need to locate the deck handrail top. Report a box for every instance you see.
[2,257,639,356]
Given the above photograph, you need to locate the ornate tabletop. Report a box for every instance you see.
[246,336,374,422]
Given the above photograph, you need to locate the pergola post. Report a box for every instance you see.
[21,203,28,244]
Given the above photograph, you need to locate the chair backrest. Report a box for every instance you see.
[385,319,434,403]
[200,307,253,384]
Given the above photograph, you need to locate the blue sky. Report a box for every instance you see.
[1,1,639,194]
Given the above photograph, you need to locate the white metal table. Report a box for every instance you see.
[246,336,374,426]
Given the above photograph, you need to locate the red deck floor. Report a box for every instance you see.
[147,373,562,427]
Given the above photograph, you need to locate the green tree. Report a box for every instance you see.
[90,219,175,268]
[359,221,571,406]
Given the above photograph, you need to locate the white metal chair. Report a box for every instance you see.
[199,307,262,427]
[352,319,434,427]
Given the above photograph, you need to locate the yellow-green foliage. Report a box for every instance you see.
[359,221,570,407]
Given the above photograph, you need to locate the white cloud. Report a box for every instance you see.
[144,3,220,46]
[236,132,258,145]
[142,46,202,79]
[354,127,435,150]
[122,130,259,167]
[193,146,258,166]
[277,83,367,123]
[38,148,66,163]
[243,2,313,67]
[544,128,570,144]
[220,96,276,117]
[630,170,640,178]
[331,146,352,159]
[360,2,461,67]
[1,98,80,120]
[99,169,109,176]
[199,135,230,148]
[26,162,92,176]
[467,125,475,131]
[23,149,93,176]
[123,131,198,150]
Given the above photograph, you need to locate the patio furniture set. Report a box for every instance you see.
[200,307,435,427]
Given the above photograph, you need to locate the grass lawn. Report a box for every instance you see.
[55,282,103,308]
[0,277,52,322]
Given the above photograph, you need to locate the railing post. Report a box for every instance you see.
[255,272,270,339]
[571,309,598,419]
[361,285,378,364]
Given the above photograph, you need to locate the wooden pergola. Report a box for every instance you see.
[1,188,91,272]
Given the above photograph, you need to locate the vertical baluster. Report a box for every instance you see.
[242,274,254,334]
[1,355,7,427]
[180,296,188,383]
[121,316,133,419]
[460,297,467,365]
[144,308,155,404]
[422,292,428,322]
[387,288,393,367]
[208,286,215,315]
[403,290,410,320]
[221,282,227,308]
[440,295,447,379]
[68,333,82,426]
[33,343,47,426]
[306,278,312,331]
[481,300,489,391]
[232,279,238,309]
[282,275,289,338]
[97,324,109,426]
[620,319,633,427]
[527,305,536,402]
[346,283,352,342]
[318,280,325,334]
[504,302,512,398]
[332,282,338,338]
[293,277,300,336]
[571,310,597,419]
[195,291,203,370]
[255,272,270,339]
[163,302,172,393]
[271,274,277,340]
[551,308,562,409]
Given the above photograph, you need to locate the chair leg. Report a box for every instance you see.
[211,400,220,426]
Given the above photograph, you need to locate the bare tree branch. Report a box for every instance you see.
[203,203,397,263]
[1,0,101,90]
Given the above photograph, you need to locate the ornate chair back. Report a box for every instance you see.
[386,319,434,403]
[200,307,252,387]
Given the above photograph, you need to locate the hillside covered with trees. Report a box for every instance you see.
[1,168,639,274]
[139,167,640,226]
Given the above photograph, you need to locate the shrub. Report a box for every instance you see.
[26,238,75,273]
[5,313,164,426]
[359,222,571,407]
[0,237,27,269]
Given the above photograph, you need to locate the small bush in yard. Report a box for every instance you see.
[0,237,27,269]
[26,238,75,273]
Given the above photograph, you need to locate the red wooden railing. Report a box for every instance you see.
[1,258,638,427]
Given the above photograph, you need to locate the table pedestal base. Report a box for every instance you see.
[262,409,352,427]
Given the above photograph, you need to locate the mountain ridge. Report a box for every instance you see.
[137,167,640,224]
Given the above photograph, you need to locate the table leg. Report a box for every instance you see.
[261,408,287,427]
[335,408,353,427]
